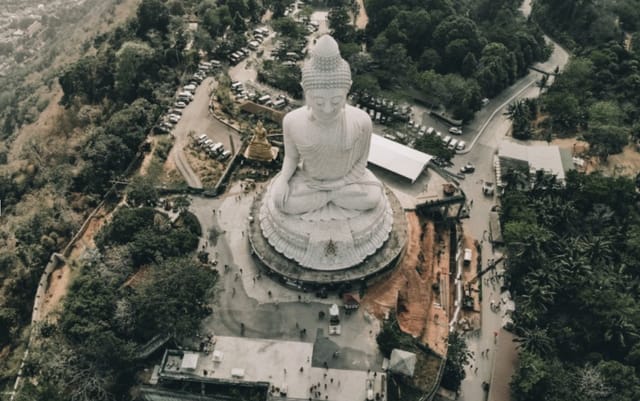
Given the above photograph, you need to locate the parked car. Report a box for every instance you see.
[449,127,463,135]
[231,81,243,92]
[153,125,170,134]
[460,163,475,174]
[174,101,187,109]
[218,150,232,161]
[167,114,181,124]
[456,140,466,151]
[482,181,495,195]
[432,157,452,167]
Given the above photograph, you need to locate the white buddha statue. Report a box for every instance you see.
[259,35,393,270]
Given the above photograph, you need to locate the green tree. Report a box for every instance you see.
[126,175,159,207]
[441,332,471,392]
[130,257,217,340]
[96,207,155,248]
[114,41,155,101]
[329,6,357,44]
[136,0,170,36]
[583,124,628,161]
[587,101,624,126]
[514,327,555,355]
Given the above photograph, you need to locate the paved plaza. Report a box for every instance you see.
[161,336,385,401]
[190,180,384,372]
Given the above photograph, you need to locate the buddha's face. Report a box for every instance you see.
[305,88,348,123]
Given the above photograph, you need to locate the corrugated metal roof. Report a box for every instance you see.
[368,134,433,182]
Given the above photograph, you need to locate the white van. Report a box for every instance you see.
[272,98,286,109]
[209,142,224,155]
[231,81,243,92]
[257,94,271,105]
[426,127,435,135]
[463,248,472,265]
[442,135,451,145]
[253,27,269,36]
[448,139,458,150]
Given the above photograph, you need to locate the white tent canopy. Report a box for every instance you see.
[368,134,433,183]
[389,349,417,377]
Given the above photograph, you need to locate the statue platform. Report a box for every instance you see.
[248,187,407,288]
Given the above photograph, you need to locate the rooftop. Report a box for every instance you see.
[369,134,433,183]
[159,336,387,401]
[498,140,566,182]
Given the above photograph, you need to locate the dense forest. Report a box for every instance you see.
[501,170,640,401]
[17,206,213,401]
[523,0,640,159]
[329,0,549,121]
[0,0,215,395]
[505,2,640,397]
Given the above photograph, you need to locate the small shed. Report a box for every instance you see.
[389,349,417,377]
[342,293,361,309]
[181,352,199,370]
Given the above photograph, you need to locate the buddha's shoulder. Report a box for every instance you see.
[345,105,372,127]
[283,107,308,129]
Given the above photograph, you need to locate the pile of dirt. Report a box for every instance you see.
[362,214,450,356]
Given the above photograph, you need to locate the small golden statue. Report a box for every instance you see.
[245,120,277,162]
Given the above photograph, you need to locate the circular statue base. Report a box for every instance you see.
[248,187,407,289]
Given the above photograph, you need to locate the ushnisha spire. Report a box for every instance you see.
[301,35,352,91]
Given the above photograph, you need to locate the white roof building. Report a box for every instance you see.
[369,134,433,183]
[498,141,566,183]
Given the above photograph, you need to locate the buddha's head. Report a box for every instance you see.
[301,35,352,123]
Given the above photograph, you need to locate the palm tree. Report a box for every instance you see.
[504,100,527,121]
[514,327,554,355]
[502,168,530,191]
[604,315,640,349]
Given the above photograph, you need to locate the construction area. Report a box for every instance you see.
[362,213,453,358]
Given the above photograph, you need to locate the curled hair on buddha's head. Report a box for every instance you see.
[301,35,352,92]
